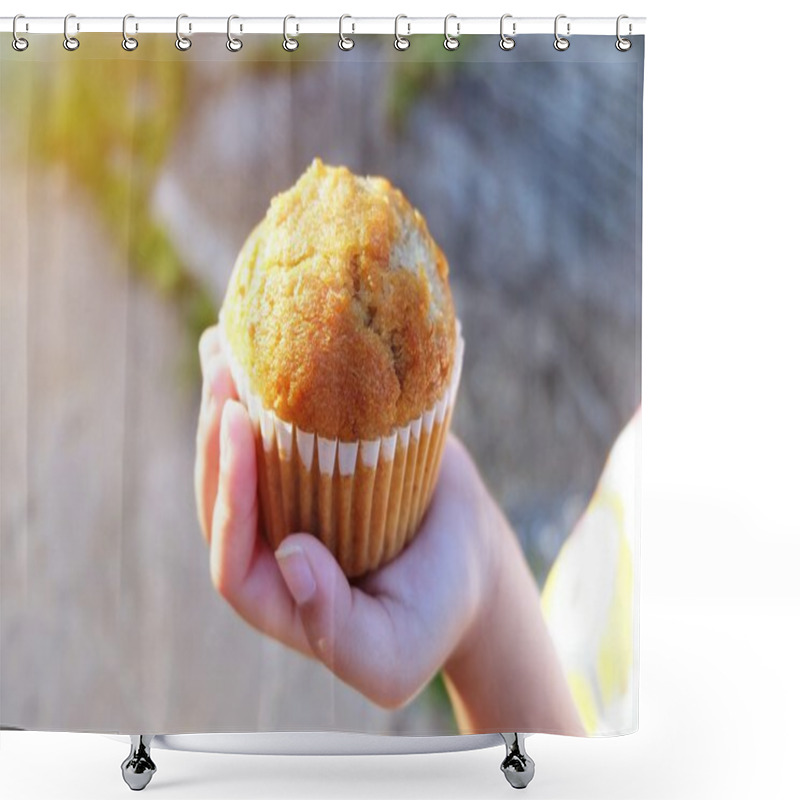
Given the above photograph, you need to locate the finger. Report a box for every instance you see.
[210,400,258,594]
[198,325,220,375]
[275,533,418,709]
[209,401,312,656]
[194,353,237,542]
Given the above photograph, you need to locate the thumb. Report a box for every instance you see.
[274,533,404,707]
[274,533,353,664]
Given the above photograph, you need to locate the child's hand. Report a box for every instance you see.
[196,324,583,734]
[195,326,495,710]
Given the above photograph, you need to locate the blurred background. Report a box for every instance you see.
[0,34,641,734]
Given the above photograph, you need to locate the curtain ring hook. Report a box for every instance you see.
[175,13,192,50]
[122,14,138,51]
[283,15,299,51]
[63,13,80,51]
[339,14,355,50]
[227,15,243,52]
[616,14,632,51]
[443,14,460,51]
[12,14,29,52]
[394,15,410,51]
[499,14,515,50]
[554,14,570,51]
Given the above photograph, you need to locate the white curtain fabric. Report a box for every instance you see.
[0,32,643,736]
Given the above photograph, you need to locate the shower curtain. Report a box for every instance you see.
[0,26,643,741]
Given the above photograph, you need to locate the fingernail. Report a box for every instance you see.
[200,382,214,422]
[276,544,316,605]
[220,403,233,472]
[199,329,215,376]
[201,363,219,412]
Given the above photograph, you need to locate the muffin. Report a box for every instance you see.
[219,158,463,577]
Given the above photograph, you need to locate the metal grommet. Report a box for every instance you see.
[616,14,632,51]
[499,14,515,50]
[12,14,29,52]
[176,13,192,51]
[122,14,138,51]
[443,14,460,51]
[394,14,410,51]
[338,14,354,51]
[554,14,570,51]
[63,13,79,51]
[283,15,299,51]
[227,15,243,52]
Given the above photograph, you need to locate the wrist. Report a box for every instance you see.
[435,453,584,735]
[444,497,515,677]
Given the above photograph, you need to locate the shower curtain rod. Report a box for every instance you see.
[0,16,645,37]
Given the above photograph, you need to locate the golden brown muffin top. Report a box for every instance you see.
[221,158,457,441]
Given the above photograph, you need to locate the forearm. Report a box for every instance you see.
[442,509,584,736]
